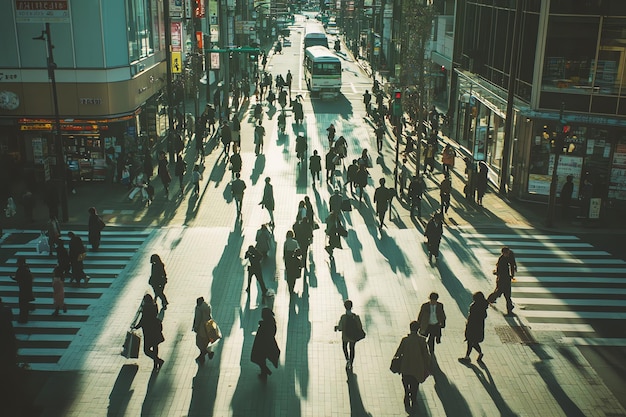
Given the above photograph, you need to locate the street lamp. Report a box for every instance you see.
[34,23,68,222]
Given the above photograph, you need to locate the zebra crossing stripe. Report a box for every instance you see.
[468,241,593,248]
[514,276,626,284]
[515,287,626,295]
[462,233,581,240]
[514,297,626,307]
[528,323,595,333]
[559,337,626,347]
[518,310,626,320]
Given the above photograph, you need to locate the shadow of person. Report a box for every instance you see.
[459,360,520,417]
[250,154,266,185]
[330,256,348,300]
[107,364,138,417]
[431,362,473,416]
[346,373,373,417]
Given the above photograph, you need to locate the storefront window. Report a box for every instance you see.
[608,137,626,201]
[541,16,600,95]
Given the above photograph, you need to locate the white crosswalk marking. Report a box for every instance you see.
[462,231,626,346]
[0,228,153,370]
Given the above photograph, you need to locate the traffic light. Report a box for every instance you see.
[392,90,402,117]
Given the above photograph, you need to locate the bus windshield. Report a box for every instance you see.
[313,62,341,75]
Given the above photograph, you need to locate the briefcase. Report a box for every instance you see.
[121,331,140,359]
[341,199,352,212]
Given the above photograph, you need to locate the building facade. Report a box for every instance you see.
[0,0,168,187]
[450,0,626,217]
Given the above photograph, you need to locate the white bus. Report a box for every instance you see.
[303,46,341,97]
[304,31,328,48]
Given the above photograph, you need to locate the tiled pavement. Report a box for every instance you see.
[3,19,626,417]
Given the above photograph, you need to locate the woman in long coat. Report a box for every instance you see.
[192,297,214,364]
[261,177,275,225]
[251,307,280,379]
[134,294,164,370]
[149,254,168,310]
[459,291,489,363]
[157,152,171,197]
[87,207,105,251]
[393,321,431,412]
[12,258,34,323]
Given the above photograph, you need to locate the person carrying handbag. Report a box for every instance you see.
[192,297,215,364]
[392,321,431,413]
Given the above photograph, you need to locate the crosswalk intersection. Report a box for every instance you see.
[461,231,626,346]
[0,228,153,369]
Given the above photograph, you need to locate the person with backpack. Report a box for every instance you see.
[334,299,365,371]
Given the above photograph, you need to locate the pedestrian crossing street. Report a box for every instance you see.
[461,231,626,346]
[0,228,152,369]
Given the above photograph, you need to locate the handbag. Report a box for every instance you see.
[390,355,403,374]
[77,252,87,261]
[121,331,141,359]
[341,199,352,212]
[204,319,222,344]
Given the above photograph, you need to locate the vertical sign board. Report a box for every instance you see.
[588,198,601,219]
[15,0,70,23]
[171,22,182,52]
[171,51,182,73]
[208,0,219,42]
[169,0,183,17]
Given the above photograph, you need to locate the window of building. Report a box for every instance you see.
[593,18,626,96]
[541,16,600,95]
[127,0,161,63]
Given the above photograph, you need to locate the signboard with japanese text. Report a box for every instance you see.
[608,143,626,200]
[169,0,182,17]
[208,0,218,25]
[589,198,601,219]
[194,0,205,18]
[210,52,220,70]
[171,22,182,52]
[171,51,182,73]
[15,0,69,23]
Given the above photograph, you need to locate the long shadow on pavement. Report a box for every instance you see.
[250,154,266,186]
[431,362,473,416]
[435,255,474,317]
[457,360,520,417]
[283,288,311,406]
[107,364,138,417]
[346,372,373,417]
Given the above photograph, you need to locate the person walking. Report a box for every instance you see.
[441,144,456,176]
[56,239,71,278]
[286,69,293,95]
[68,232,88,286]
[459,291,489,363]
[231,114,241,153]
[245,245,269,296]
[329,188,343,214]
[393,321,432,413]
[261,177,275,226]
[231,173,247,217]
[363,89,371,115]
[476,161,488,206]
[158,151,172,197]
[190,164,203,196]
[439,173,452,214]
[325,148,336,183]
[487,246,516,315]
[293,216,313,269]
[192,296,215,364]
[255,224,273,258]
[143,149,154,182]
[423,142,436,174]
[424,212,444,263]
[374,178,393,231]
[11,258,34,324]
[230,149,242,179]
[254,121,265,155]
[375,122,385,153]
[408,176,425,217]
[309,150,322,186]
[195,118,206,160]
[47,214,61,257]
[283,230,302,293]
[334,299,364,371]
[134,294,165,370]
[220,119,232,155]
[87,207,105,251]
[399,158,410,197]
[174,153,186,196]
[355,163,369,203]
[326,123,336,147]
[324,210,343,259]
[417,292,446,356]
[149,254,168,310]
[51,265,67,317]
[346,159,359,193]
[251,307,280,379]
[560,174,574,219]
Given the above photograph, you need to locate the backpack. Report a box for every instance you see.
[343,314,366,342]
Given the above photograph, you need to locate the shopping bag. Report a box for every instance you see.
[37,232,50,254]
[341,199,352,212]
[121,331,140,358]
[204,319,222,344]
[390,355,403,374]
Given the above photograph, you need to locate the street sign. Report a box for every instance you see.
[171,51,182,73]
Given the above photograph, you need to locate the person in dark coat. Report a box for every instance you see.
[293,216,313,269]
[408,176,424,217]
[417,292,446,356]
[393,321,431,413]
[157,152,172,197]
[87,207,105,251]
[283,231,302,293]
[560,174,574,219]
[261,177,275,226]
[309,150,322,186]
[174,153,186,196]
[12,258,34,323]
[192,296,214,364]
[424,212,444,263]
[476,161,488,206]
[143,150,154,183]
[374,178,393,230]
[68,232,88,286]
[251,307,280,379]
[487,246,516,315]
[459,291,489,363]
[325,149,336,183]
[56,239,71,277]
[220,120,232,155]
[134,294,164,370]
[355,164,369,203]
[149,254,168,310]
[230,150,242,179]
[245,245,269,296]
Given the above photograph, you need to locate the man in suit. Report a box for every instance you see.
[417,292,446,356]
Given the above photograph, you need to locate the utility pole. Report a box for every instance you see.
[546,102,565,227]
[34,23,68,222]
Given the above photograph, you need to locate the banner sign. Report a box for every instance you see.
[171,51,182,73]
[171,22,182,52]
[15,0,70,23]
